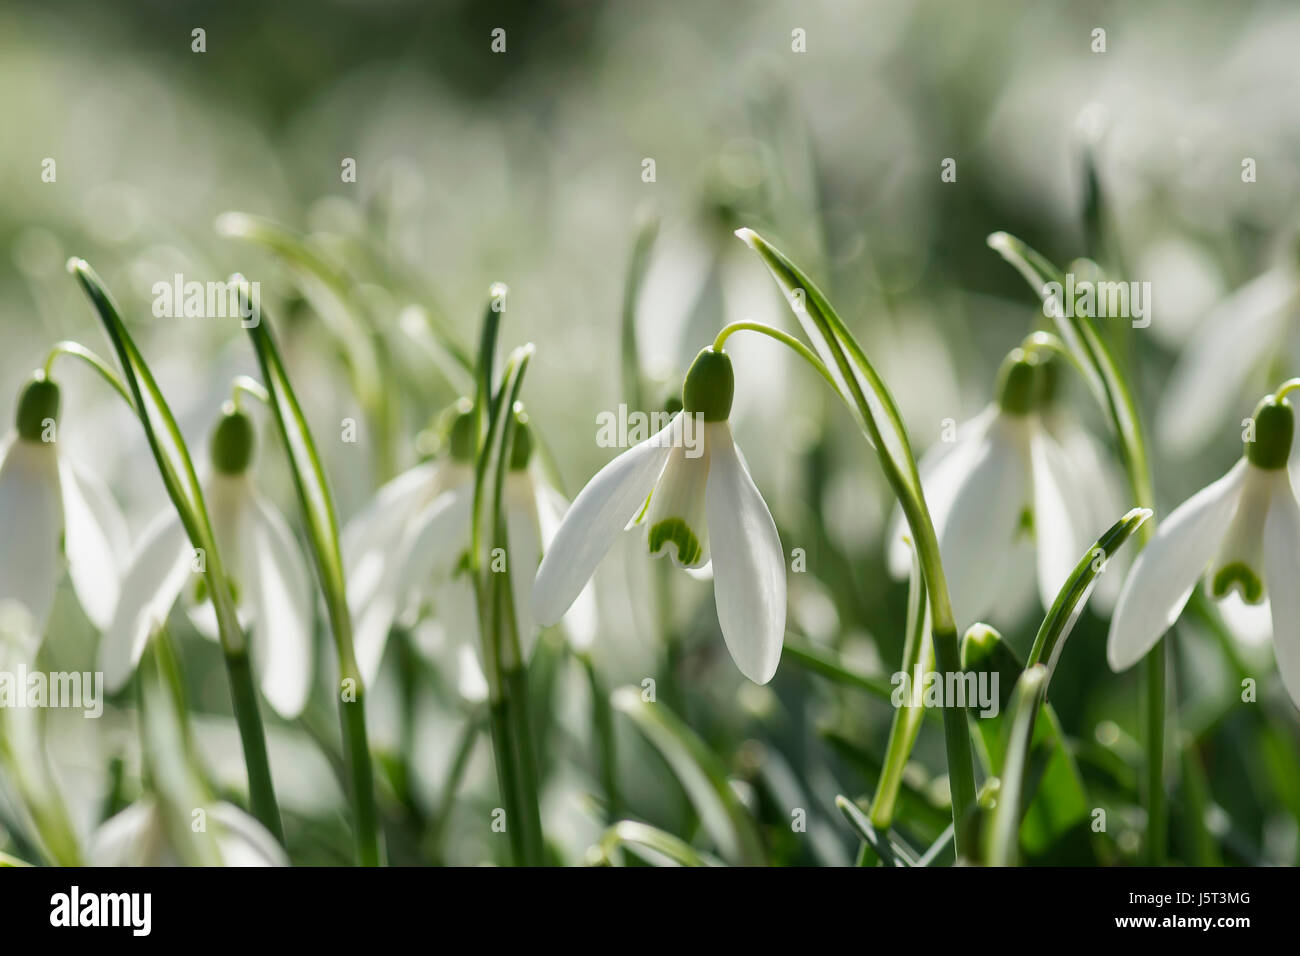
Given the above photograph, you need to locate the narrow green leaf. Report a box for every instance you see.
[598,820,721,867]
[834,795,918,866]
[986,665,1049,866]
[1027,507,1153,676]
[612,686,764,865]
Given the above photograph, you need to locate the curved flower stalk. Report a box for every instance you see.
[237,278,381,866]
[533,347,787,685]
[101,402,315,720]
[1156,257,1300,456]
[66,258,284,845]
[90,799,287,867]
[0,372,129,631]
[343,400,595,688]
[0,602,82,865]
[1110,390,1300,707]
[987,231,1171,864]
[731,228,980,858]
[886,345,1125,625]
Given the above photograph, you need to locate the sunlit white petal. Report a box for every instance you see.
[1263,475,1300,707]
[0,437,63,630]
[59,459,130,631]
[704,422,785,684]
[247,494,315,718]
[1107,460,1248,671]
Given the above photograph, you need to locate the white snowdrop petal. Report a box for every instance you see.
[1030,429,1087,612]
[247,495,315,719]
[889,406,997,578]
[1107,461,1248,671]
[342,461,443,610]
[1156,269,1295,456]
[935,417,1029,629]
[101,510,191,692]
[59,459,130,631]
[355,485,473,684]
[210,802,289,866]
[704,423,785,685]
[535,478,599,651]
[1263,477,1300,708]
[0,437,63,631]
[532,415,677,626]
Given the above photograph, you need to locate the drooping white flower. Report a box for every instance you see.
[1157,261,1299,457]
[888,349,1116,628]
[89,798,287,866]
[533,347,786,684]
[342,400,595,688]
[0,374,129,632]
[1109,394,1300,707]
[100,404,314,718]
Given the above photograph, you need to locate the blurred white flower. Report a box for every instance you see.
[90,799,286,866]
[888,350,1118,628]
[343,402,594,689]
[0,374,128,632]
[1157,258,1300,456]
[100,405,314,718]
[1109,395,1300,707]
[533,349,786,684]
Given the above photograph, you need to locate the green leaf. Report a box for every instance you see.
[598,820,722,867]
[986,665,1049,866]
[1027,507,1153,675]
[834,795,919,866]
[612,686,764,865]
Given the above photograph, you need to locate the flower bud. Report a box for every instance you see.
[1246,395,1294,470]
[995,349,1041,416]
[15,375,60,442]
[682,348,734,422]
[210,404,256,474]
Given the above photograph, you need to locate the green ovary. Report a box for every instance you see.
[1211,562,1264,604]
[648,517,703,567]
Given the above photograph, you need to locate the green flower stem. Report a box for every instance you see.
[469,340,544,864]
[67,259,284,845]
[988,232,1166,863]
[239,279,380,866]
[427,710,484,861]
[1274,378,1300,400]
[580,652,620,821]
[597,820,717,867]
[42,341,134,408]
[870,551,932,829]
[712,321,841,394]
[734,229,979,860]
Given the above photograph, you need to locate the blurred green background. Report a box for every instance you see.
[3,0,1300,865]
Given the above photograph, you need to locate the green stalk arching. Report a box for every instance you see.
[68,259,283,844]
[469,343,544,864]
[239,283,381,866]
[734,229,979,859]
[870,551,933,828]
[987,232,1167,864]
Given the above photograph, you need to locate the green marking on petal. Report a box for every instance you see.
[648,517,703,567]
[1017,506,1034,539]
[1211,562,1264,604]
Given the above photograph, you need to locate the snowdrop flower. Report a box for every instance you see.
[100,404,314,718]
[533,347,786,684]
[343,400,594,687]
[888,349,1111,627]
[0,373,128,632]
[1109,394,1300,707]
[90,798,287,866]
[1157,257,1299,456]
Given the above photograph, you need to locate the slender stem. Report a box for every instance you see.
[1274,378,1300,400]
[869,552,930,828]
[66,260,283,842]
[43,341,134,408]
[712,321,840,393]
[427,710,483,861]
[581,653,620,821]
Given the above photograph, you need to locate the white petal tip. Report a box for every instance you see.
[733,227,758,247]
